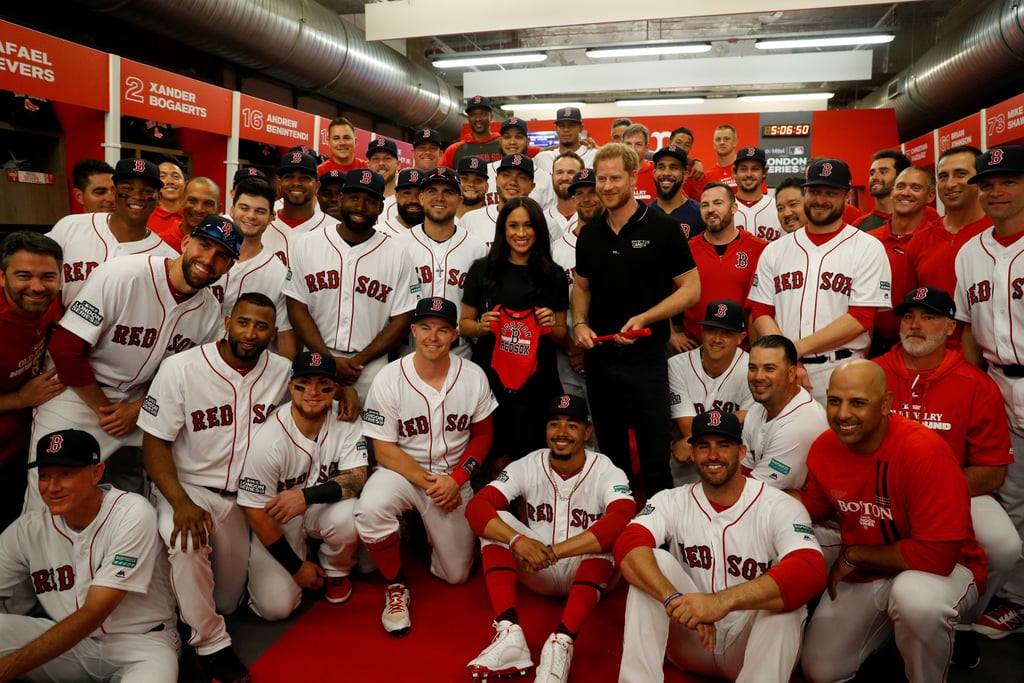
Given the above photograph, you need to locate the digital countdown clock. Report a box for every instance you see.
[761,124,811,137]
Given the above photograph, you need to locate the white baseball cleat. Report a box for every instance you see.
[381,583,411,637]
[467,620,533,679]
[534,632,573,682]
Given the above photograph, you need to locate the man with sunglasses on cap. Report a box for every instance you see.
[356,297,497,638]
[464,394,634,681]
[0,429,178,683]
[616,409,825,683]
[47,157,177,308]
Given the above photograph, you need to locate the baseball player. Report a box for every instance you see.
[0,232,64,530]
[138,292,289,683]
[532,108,596,175]
[392,167,487,358]
[463,154,548,247]
[855,149,911,231]
[378,169,424,236]
[69,158,115,214]
[211,176,296,359]
[439,96,503,169]
[316,168,346,221]
[317,116,367,176]
[954,145,1024,638]
[541,152,583,234]
[731,147,782,242]
[355,297,497,637]
[486,118,553,210]
[410,129,443,171]
[749,158,892,403]
[366,136,400,199]
[48,157,176,308]
[615,410,826,683]
[649,145,703,239]
[668,300,753,470]
[798,361,985,683]
[176,178,223,252]
[262,152,331,267]
[148,158,185,249]
[702,124,739,188]
[238,352,368,620]
[284,168,418,400]
[0,430,178,683]
[773,176,808,234]
[463,394,635,681]
[457,155,492,220]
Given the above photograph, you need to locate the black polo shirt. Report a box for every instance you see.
[576,201,696,346]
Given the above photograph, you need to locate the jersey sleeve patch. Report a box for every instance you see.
[637,503,655,517]
[613,484,632,495]
[361,408,385,426]
[141,395,159,417]
[669,391,681,406]
[495,470,509,483]
[768,458,792,475]
[69,299,103,326]
[238,477,267,495]
[410,282,421,294]
[111,554,138,568]
[792,523,814,535]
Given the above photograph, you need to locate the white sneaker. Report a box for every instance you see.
[534,632,573,682]
[381,583,411,637]
[467,620,533,678]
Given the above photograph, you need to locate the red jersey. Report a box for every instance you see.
[634,160,656,204]
[147,206,184,252]
[439,133,503,167]
[703,164,737,189]
[488,307,551,391]
[842,204,861,226]
[905,215,992,294]
[683,230,767,342]
[867,221,923,341]
[317,158,367,175]
[803,415,986,589]
[0,291,61,465]
[874,345,1012,469]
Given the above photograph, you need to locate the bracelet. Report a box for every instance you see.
[547,543,558,560]
[842,549,858,569]
[663,592,684,608]
[572,321,588,328]
[509,534,525,550]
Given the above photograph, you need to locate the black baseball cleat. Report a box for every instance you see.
[198,645,251,683]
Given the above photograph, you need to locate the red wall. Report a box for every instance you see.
[52,102,106,213]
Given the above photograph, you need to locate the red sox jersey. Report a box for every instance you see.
[683,231,767,341]
[262,212,332,267]
[377,216,414,238]
[59,255,223,394]
[361,355,497,474]
[550,229,579,320]
[47,212,177,307]
[628,479,821,633]
[137,342,291,492]
[741,387,827,489]
[282,226,418,355]
[905,216,991,294]
[489,448,632,544]
[210,246,292,332]
[748,225,892,355]
[734,193,783,243]
[394,226,487,307]
[0,486,175,634]
[668,347,753,420]
[461,204,502,248]
[237,402,367,509]
[533,145,596,175]
[542,207,571,241]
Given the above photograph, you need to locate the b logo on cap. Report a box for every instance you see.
[329,170,340,178]
[410,171,420,182]
[309,353,322,367]
[820,162,833,177]
[707,411,722,426]
[46,434,64,453]
[469,158,480,169]
[290,152,302,164]
[220,221,233,237]
[473,96,482,104]
[512,154,523,165]
[510,117,519,125]
[247,168,259,176]
[990,149,1005,165]
[562,108,572,117]
[430,297,443,311]
[558,395,571,409]
[745,147,755,157]
[579,170,590,179]
[361,170,372,185]
[913,287,929,301]
[133,159,146,172]
[715,303,728,318]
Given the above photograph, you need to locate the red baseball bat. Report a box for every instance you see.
[591,328,652,343]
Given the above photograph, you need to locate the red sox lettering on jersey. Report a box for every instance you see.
[31,565,75,594]
[680,544,772,580]
[397,412,473,437]
[772,271,852,295]
[526,502,603,530]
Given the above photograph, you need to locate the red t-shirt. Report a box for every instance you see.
[634,160,656,204]
[317,158,367,176]
[905,215,992,294]
[683,231,768,342]
[703,164,737,188]
[867,221,920,341]
[148,206,184,253]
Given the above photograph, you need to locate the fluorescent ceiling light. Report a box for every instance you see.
[739,92,834,102]
[501,102,586,111]
[755,34,894,50]
[616,98,705,106]
[432,53,547,68]
[587,44,712,59]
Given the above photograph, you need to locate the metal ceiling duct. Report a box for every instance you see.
[857,0,1024,137]
[76,0,465,138]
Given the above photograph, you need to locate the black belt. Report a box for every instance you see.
[203,486,237,498]
[996,364,1024,378]
[799,349,854,365]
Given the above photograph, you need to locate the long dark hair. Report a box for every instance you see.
[479,196,563,297]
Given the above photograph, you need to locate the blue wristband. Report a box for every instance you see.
[663,592,684,608]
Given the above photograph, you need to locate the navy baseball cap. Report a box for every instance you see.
[546,394,590,423]
[291,351,338,381]
[688,410,743,444]
[555,107,583,124]
[191,215,242,259]
[421,167,463,195]
[31,429,101,468]
[319,168,346,186]
[396,168,425,190]
[232,166,268,187]
[652,145,688,167]
[457,155,489,179]
[465,95,493,113]
[568,168,596,194]
[803,159,852,190]
[413,129,443,147]
[113,158,163,190]
[700,300,745,332]
[278,151,318,175]
[734,146,767,168]
[500,117,529,135]
[366,136,399,159]
[894,286,956,318]
[412,296,458,326]
[342,168,385,200]
[969,146,1024,184]
[497,153,534,180]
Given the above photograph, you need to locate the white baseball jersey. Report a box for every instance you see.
[460,204,501,247]
[262,212,332,267]
[532,145,596,175]
[274,197,324,220]
[542,206,571,242]
[361,354,497,474]
[394,225,487,306]
[668,347,753,420]
[210,245,292,332]
[47,212,177,307]
[237,402,367,509]
[488,448,632,544]
[0,486,175,634]
[59,255,223,394]
[628,479,821,631]
[381,194,398,223]
[742,387,827,489]
[485,160,553,211]
[734,193,783,243]
[282,227,418,355]
[748,224,892,355]
[550,228,579,320]
[955,228,1024,427]
[137,342,292,491]
[377,215,414,238]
